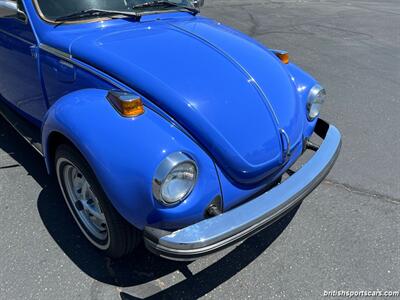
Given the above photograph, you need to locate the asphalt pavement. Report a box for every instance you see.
[0,0,399,299]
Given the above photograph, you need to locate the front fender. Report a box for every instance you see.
[42,89,222,230]
[286,63,319,137]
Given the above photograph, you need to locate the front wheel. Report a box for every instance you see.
[55,144,140,258]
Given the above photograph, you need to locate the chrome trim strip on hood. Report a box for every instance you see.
[167,22,281,129]
[167,22,292,164]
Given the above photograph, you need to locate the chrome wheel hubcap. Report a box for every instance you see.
[63,164,108,241]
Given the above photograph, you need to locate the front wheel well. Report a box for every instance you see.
[46,132,78,174]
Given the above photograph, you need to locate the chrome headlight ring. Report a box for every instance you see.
[307,84,326,121]
[152,152,198,206]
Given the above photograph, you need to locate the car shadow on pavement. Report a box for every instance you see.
[0,116,300,299]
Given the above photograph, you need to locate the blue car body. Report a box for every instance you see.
[0,0,341,259]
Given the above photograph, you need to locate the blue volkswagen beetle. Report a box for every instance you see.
[0,0,341,260]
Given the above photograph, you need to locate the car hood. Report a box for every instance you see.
[67,17,304,184]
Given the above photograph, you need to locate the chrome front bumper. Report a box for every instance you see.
[144,119,341,261]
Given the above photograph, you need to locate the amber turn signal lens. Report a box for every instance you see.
[272,49,289,64]
[107,90,145,117]
[118,98,144,117]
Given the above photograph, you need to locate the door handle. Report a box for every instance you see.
[30,45,39,59]
[56,60,76,83]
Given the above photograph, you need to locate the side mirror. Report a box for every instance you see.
[0,1,18,17]
[192,0,204,8]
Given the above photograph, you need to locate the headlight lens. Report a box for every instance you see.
[152,152,197,205]
[307,84,326,121]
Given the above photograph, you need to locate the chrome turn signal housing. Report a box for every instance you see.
[107,90,144,117]
[271,49,289,64]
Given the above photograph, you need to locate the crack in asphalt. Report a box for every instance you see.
[351,2,400,16]
[247,12,260,37]
[323,179,400,205]
[207,0,400,17]
[0,164,21,170]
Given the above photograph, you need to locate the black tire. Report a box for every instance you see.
[55,144,141,258]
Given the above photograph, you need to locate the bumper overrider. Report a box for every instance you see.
[144,119,341,261]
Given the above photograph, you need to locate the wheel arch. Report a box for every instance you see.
[40,88,222,230]
[44,130,78,174]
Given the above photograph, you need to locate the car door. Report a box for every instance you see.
[0,0,46,125]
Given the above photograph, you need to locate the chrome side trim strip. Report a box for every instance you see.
[0,28,34,45]
[38,43,127,90]
[39,43,71,59]
[0,100,44,156]
[10,123,44,156]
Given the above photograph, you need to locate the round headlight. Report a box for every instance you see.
[152,152,197,205]
[307,84,326,121]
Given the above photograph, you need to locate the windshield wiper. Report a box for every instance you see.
[130,1,199,15]
[54,9,141,23]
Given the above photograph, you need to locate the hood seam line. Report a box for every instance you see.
[166,22,281,128]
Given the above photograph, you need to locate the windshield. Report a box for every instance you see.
[35,0,194,22]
